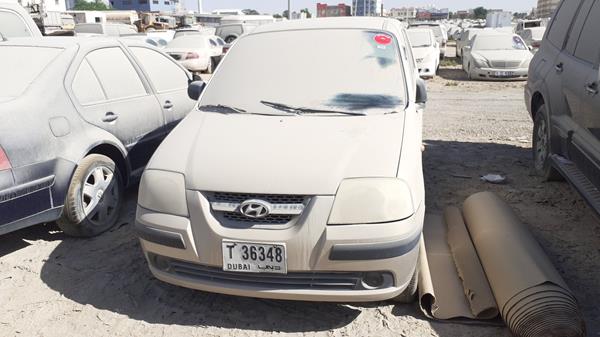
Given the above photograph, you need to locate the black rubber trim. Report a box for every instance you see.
[134,222,186,249]
[329,233,421,261]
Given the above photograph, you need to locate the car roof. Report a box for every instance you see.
[250,17,394,35]
[407,28,434,34]
[0,36,149,49]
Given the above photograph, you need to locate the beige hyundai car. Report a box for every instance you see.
[135,17,427,302]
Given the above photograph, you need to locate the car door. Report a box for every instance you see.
[128,46,196,132]
[541,0,586,129]
[562,0,600,169]
[71,46,165,173]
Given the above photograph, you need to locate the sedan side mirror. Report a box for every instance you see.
[188,80,206,101]
[416,78,428,104]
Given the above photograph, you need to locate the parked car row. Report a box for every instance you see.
[1,15,429,304]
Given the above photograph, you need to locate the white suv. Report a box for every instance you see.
[135,17,427,302]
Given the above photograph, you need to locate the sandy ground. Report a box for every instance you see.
[1,45,599,337]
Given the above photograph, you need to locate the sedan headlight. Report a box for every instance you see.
[138,169,188,217]
[472,56,489,68]
[328,178,415,225]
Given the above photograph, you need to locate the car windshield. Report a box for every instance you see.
[473,35,527,51]
[407,30,432,47]
[168,36,206,48]
[199,29,406,115]
[175,30,202,38]
[0,46,63,99]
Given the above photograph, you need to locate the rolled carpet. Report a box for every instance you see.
[462,192,586,337]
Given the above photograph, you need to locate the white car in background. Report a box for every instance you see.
[462,33,533,81]
[408,23,448,58]
[407,29,440,79]
[517,27,546,51]
[165,35,222,74]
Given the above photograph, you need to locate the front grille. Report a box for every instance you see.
[205,192,309,228]
[168,260,364,290]
[490,60,521,68]
[210,192,306,205]
[223,212,294,224]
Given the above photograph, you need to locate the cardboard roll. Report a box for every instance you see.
[419,192,586,337]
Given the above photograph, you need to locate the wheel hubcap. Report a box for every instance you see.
[81,166,119,225]
[535,118,549,171]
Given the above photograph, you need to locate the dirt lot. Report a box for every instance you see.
[2,47,599,336]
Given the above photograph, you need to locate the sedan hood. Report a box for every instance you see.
[473,50,532,64]
[148,111,406,195]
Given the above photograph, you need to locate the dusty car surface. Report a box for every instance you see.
[463,33,532,81]
[526,0,600,215]
[0,37,196,236]
[135,17,428,303]
[407,28,440,79]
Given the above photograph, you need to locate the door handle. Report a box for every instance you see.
[163,100,173,109]
[101,112,118,123]
[555,63,563,73]
[585,82,598,95]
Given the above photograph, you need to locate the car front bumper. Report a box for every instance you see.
[135,192,424,302]
[471,66,529,81]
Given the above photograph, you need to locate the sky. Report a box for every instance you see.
[202,0,537,14]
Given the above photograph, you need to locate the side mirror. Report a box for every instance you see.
[188,80,206,101]
[416,78,428,104]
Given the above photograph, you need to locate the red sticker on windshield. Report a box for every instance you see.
[374,34,392,45]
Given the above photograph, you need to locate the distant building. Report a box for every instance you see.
[536,0,560,18]
[415,7,449,21]
[455,10,472,19]
[352,0,382,16]
[316,3,350,17]
[486,11,512,27]
[389,7,416,20]
[211,9,244,15]
[111,0,178,13]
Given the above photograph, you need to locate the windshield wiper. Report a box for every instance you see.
[198,104,247,114]
[260,100,366,116]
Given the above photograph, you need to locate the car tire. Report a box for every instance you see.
[393,265,419,304]
[532,105,563,181]
[57,154,124,237]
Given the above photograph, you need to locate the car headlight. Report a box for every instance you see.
[328,178,415,225]
[138,169,188,217]
[472,56,489,68]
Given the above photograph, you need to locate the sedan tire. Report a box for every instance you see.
[532,105,563,181]
[57,154,124,237]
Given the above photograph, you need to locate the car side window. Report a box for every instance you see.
[0,11,32,38]
[72,59,106,105]
[85,47,147,100]
[547,0,584,48]
[574,0,600,65]
[130,47,189,93]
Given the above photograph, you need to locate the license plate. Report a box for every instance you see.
[495,71,514,77]
[222,241,287,274]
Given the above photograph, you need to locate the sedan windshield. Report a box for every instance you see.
[0,46,63,98]
[200,29,406,115]
[168,36,207,48]
[473,35,528,51]
[408,31,432,47]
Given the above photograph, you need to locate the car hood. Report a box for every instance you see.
[148,111,406,195]
[473,50,531,63]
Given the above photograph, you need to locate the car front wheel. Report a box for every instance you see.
[57,154,124,237]
[532,105,562,181]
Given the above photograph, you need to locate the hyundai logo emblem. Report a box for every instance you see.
[239,200,271,218]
